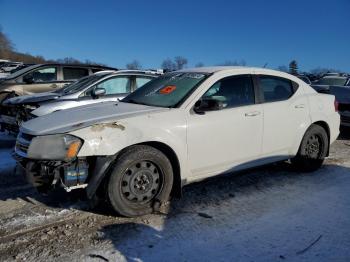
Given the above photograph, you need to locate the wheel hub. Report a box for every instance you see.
[306,135,321,158]
[121,161,161,203]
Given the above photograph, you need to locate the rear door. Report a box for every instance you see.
[256,73,311,157]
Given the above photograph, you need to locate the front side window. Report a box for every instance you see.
[96,76,130,95]
[29,67,57,82]
[61,74,106,95]
[122,72,208,108]
[63,67,89,80]
[259,75,295,102]
[202,75,255,109]
[135,77,153,89]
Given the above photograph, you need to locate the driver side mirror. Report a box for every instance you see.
[92,87,106,98]
[194,98,224,115]
[23,74,34,84]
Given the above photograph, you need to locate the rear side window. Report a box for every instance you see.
[135,77,153,89]
[203,75,255,109]
[63,67,89,80]
[259,75,296,102]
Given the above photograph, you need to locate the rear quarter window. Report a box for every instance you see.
[259,75,298,103]
[63,67,89,80]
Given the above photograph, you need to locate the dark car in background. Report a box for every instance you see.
[297,75,311,84]
[0,63,118,103]
[311,76,350,127]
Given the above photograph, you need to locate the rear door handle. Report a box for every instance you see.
[51,84,58,88]
[295,104,305,109]
[245,111,261,117]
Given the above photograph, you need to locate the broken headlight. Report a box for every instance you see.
[27,134,83,161]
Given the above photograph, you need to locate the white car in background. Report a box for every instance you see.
[1,70,161,133]
[15,67,340,217]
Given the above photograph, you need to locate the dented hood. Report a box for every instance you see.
[21,101,168,135]
[4,92,61,105]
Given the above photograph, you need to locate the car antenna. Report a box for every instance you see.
[263,63,268,68]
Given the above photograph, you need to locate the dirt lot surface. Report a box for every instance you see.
[0,131,350,262]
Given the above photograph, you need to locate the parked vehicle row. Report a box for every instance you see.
[0,63,119,132]
[0,69,161,132]
[11,67,340,217]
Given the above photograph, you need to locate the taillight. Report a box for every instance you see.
[334,99,339,112]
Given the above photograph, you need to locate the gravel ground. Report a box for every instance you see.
[0,131,350,262]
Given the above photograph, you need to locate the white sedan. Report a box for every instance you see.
[15,67,340,217]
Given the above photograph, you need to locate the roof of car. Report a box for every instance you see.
[177,66,283,75]
[94,69,162,76]
[35,63,118,70]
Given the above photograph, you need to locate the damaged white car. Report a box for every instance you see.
[14,67,340,217]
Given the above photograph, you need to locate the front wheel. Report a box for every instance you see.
[291,124,329,172]
[107,145,173,217]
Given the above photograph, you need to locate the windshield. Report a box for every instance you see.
[122,72,208,108]
[315,77,347,86]
[3,64,40,79]
[59,74,109,94]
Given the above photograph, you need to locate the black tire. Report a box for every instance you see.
[107,145,173,217]
[291,124,329,172]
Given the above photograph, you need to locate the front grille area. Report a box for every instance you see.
[15,132,35,158]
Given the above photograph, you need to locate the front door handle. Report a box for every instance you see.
[295,104,305,109]
[51,84,58,88]
[245,111,261,117]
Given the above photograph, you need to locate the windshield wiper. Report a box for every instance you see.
[124,99,148,106]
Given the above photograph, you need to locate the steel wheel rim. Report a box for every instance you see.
[120,160,162,204]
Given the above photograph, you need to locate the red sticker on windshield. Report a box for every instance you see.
[159,85,176,94]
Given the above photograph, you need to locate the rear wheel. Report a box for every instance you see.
[291,124,329,172]
[107,145,173,217]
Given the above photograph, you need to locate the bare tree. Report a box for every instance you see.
[161,58,176,71]
[0,28,14,59]
[126,60,142,70]
[174,56,188,70]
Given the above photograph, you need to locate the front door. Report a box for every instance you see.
[21,66,60,95]
[187,74,263,178]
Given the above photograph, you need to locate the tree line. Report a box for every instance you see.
[0,29,104,65]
